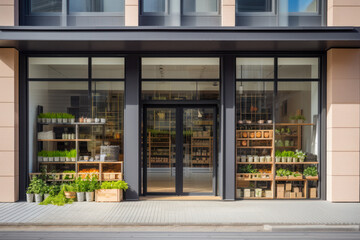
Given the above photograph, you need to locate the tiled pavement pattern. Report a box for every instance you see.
[0,201,359,226]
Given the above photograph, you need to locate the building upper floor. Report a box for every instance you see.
[0,0,359,28]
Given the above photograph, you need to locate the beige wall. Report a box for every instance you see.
[327,49,360,202]
[125,0,139,26]
[328,0,360,26]
[0,0,15,26]
[0,48,19,202]
[222,0,235,27]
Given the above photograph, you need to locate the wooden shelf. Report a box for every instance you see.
[237,178,273,182]
[237,162,273,165]
[275,162,319,165]
[237,138,273,140]
[77,161,123,164]
[275,177,306,181]
[240,197,274,200]
[38,139,92,142]
[39,162,75,164]
[276,123,315,126]
[192,137,212,139]
[237,146,272,149]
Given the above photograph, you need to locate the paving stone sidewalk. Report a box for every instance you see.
[0,200,359,226]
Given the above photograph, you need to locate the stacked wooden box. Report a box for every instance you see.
[277,183,303,199]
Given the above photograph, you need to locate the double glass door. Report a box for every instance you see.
[143,106,216,195]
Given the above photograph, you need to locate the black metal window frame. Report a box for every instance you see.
[26,0,125,17]
[235,0,324,17]
[182,0,221,17]
[235,54,325,200]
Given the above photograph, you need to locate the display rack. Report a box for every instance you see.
[147,132,172,168]
[35,122,123,182]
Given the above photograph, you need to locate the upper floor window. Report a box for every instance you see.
[237,0,272,13]
[287,0,317,13]
[236,0,325,26]
[142,0,167,15]
[183,0,219,15]
[69,0,125,13]
[30,0,62,13]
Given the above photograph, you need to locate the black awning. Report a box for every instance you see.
[0,26,360,52]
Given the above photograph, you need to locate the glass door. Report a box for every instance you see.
[144,106,216,195]
[183,107,215,194]
[145,108,176,193]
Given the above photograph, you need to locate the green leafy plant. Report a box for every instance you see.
[27,177,47,194]
[62,183,76,192]
[296,115,306,121]
[63,170,75,180]
[38,113,45,119]
[292,171,302,177]
[276,168,292,177]
[289,115,297,121]
[100,181,128,191]
[40,184,74,206]
[239,165,259,174]
[275,150,282,157]
[74,177,87,192]
[295,150,306,159]
[48,184,61,197]
[88,175,100,192]
[303,166,318,177]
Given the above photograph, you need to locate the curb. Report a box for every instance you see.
[264,224,360,232]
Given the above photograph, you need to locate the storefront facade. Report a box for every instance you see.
[0,0,359,202]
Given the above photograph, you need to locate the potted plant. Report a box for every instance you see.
[75,177,86,202]
[37,150,44,163]
[286,151,294,163]
[48,151,54,162]
[60,150,66,162]
[289,115,297,123]
[42,151,49,162]
[69,114,75,124]
[265,155,272,163]
[65,150,71,162]
[240,155,247,162]
[254,155,260,162]
[281,151,287,163]
[49,112,56,124]
[70,149,77,162]
[303,166,318,180]
[275,150,281,163]
[38,113,45,124]
[48,184,60,197]
[54,151,60,162]
[295,150,306,162]
[95,180,128,202]
[291,171,302,179]
[43,185,51,200]
[62,184,76,199]
[296,115,306,123]
[29,177,46,203]
[85,175,100,202]
[26,182,34,203]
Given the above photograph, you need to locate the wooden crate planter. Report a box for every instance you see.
[305,176,319,181]
[237,173,272,181]
[95,189,123,202]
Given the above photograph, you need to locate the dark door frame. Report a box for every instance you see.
[142,103,218,196]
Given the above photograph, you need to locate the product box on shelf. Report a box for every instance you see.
[265,190,272,198]
[244,188,251,198]
[285,191,291,198]
[285,183,292,191]
[296,192,303,198]
[310,188,317,198]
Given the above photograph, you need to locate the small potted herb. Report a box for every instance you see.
[65,150,71,162]
[37,151,44,163]
[85,175,100,202]
[265,155,272,162]
[48,151,54,162]
[70,149,77,162]
[60,151,66,162]
[287,151,294,163]
[289,115,297,123]
[42,151,49,162]
[75,177,86,202]
[280,151,287,163]
[295,150,306,162]
[276,168,292,180]
[69,114,75,124]
[275,151,281,163]
[26,182,34,203]
[54,151,60,162]
[296,115,306,123]
[38,113,45,124]
[50,113,56,124]
[43,185,51,200]
[28,177,46,203]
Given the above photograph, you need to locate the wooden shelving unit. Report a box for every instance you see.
[191,135,212,167]
[235,122,319,200]
[35,122,123,182]
[147,132,172,168]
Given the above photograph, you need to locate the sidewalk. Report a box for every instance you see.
[0,200,359,226]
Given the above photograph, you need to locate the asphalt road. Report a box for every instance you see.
[1,231,360,240]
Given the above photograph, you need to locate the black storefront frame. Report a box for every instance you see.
[142,104,218,196]
[18,52,326,201]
